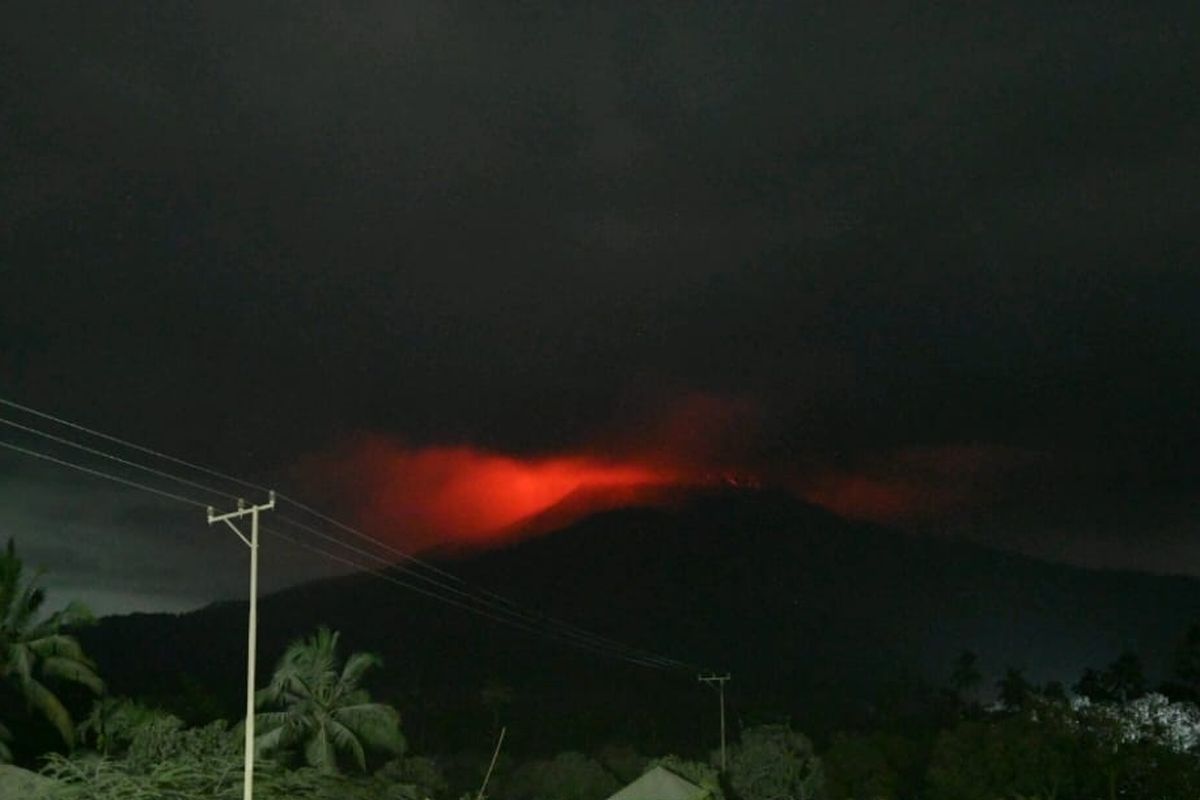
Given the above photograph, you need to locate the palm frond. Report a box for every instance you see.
[40,655,105,694]
[27,633,88,662]
[0,540,102,753]
[25,678,76,747]
[304,725,338,774]
[335,703,405,754]
[54,600,95,627]
[8,644,35,691]
[326,716,367,772]
[257,627,404,775]
[254,720,294,757]
[339,651,382,689]
[255,685,278,708]
[11,581,46,632]
[254,710,298,733]
[333,702,399,728]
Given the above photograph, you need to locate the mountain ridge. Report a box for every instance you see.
[80,486,1200,753]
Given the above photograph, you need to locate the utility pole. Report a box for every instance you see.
[698,672,732,771]
[208,492,275,800]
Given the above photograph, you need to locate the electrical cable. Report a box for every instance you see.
[0,416,707,672]
[0,439,210,510]
[0,415,240,503]
[270,512,687,670]
[261,525,675,670]
[275,495,697,670]
[0,397,270,496]
[0,395,698,670]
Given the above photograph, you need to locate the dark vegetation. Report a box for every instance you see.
[7,490,1200,798]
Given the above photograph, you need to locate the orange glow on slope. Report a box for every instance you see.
[297,398,1025,549]
[296,393,764,549]
[342,438,681,545]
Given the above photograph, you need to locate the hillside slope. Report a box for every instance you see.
[82,488,1200,753]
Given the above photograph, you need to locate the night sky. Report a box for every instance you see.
[2,2,1199,613]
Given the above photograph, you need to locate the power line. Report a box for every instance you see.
[0,439,209,510]
[0,415,240,503]
[2,395,476,613]
[261,525,675,671]
[1,396,620,630]
[274,500,696,670]
[270,512,688,670]
[0,428,677,669]
[0,415,705,672]
[2,400,688,667]
[0,396,270,497]
[1,395,699,670]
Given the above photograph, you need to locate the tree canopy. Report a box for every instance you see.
[254,627,405,774]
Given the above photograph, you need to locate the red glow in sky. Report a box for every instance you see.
[300,394,761,548]
[301,399,1012,550]
[344,438,681,546]
[796,445,1033,524]
[799,473,942,523]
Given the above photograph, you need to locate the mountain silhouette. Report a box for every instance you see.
[80,486,1200,755]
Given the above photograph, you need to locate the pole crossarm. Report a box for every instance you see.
[206,490,275,800]
[208,493,276,547]
[697,672,732,684]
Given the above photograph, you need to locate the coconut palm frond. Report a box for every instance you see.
[337,703,405,756]
[254,718,295,757]
[325,716,367,772]
[1,540,101,753]
[304,725,338,773]
[256,627,403,774]
[339,651,382,689]
[7,644,35,692]
[25,678,76,748]
[40,655,105,694]
[28,633,88,662]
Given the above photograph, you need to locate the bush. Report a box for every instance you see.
[823,733,904,800]
[727,725,825,800]
[377,755,449,799]
[926,698,1200,800]
[41,717,438,800]
[504,751,619,800]
[596,744,646,784]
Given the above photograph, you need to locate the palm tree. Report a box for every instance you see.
[0,538,103,756]
[254,627,404,773]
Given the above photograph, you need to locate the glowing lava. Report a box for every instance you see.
[345,438,680,545]
[299,399,1010,551]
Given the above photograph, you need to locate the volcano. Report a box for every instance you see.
[81,486,1200,755]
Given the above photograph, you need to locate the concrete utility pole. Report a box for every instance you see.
[698,672,732,771]
[208,492,275,800]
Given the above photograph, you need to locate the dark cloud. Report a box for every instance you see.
[2,2,1199,607]
[0,454,351,613]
